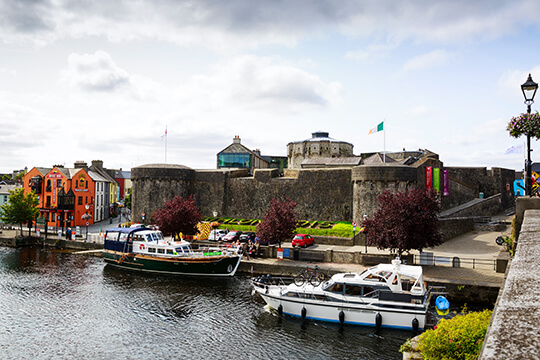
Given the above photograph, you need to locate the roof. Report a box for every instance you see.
[0,184,20,194]
[217,142,267,164]
[362,153,397,165]
[288,131,353,146]
[301,157,362,167]
[88,170,110,182]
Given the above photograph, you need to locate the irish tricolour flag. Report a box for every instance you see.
[368,121,384,135]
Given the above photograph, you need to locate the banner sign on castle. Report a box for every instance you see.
[426,167,432,190]
[443,169,449,196]
[433,168,440,193]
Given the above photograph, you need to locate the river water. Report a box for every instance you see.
[0,247,411,359]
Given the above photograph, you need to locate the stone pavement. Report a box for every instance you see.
[242,227,508,288]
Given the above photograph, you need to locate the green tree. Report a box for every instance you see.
[363,189,442,257]
[257,198,297,246]
[0,188,40,237]
[124,188,132,210]
[152,195,202,239]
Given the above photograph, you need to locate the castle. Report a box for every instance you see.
[132,134,515,225]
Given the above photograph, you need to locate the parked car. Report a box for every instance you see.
[292,234,314,248]
[208,229,227,241]
[239,232,256,243]
[222,231,242,242]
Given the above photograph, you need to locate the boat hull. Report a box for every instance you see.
[255,286,427,331]
[103,250,242,277]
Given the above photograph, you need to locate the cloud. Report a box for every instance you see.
[345,42,397,62]
[402,49,455,72]
[61,51,130,92]
[179,55,341,112]
[2,1,540,50]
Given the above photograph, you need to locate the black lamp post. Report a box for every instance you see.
[521,73,538,196]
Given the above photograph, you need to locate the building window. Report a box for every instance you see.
[57,179,62,187]
[46,180,52,192]
[218,153,252,168]
[78,197,83,205]
[46,196,51,207]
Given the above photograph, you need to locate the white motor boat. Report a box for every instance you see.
[252,259,438,331]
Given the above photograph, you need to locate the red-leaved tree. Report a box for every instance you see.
[152,195,202,239]
[257,198,298,246]
[362,189,442,257]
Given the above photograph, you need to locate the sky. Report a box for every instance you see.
[2,0,540,174]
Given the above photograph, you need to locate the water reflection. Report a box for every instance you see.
[0,247,408,359]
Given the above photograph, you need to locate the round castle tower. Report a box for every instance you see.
[287,131,354,169]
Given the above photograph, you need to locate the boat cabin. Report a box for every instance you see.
[283,259,428,304]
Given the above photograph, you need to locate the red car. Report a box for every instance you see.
[222,231,242,242]
[292,234,314,248]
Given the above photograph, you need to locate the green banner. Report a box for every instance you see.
[433,168,440,193]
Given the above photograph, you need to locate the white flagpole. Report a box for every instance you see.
[383,119,386,163]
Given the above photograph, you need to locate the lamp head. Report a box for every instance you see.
[522,73,538,105]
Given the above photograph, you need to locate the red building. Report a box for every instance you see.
[23,166,96,231]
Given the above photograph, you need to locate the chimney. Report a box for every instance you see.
[91,160,104,169]
[74,161,88,169]
[233,135,241,144]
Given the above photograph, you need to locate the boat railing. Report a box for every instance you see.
[252,275,294,293]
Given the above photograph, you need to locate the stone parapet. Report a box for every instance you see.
[479,209,540,359]
[352,164,418,182]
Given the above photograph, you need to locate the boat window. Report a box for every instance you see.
[363,286,378,297]
[166,249,174,255]
[313,294,328,301]
[344,285,362,296]
[156,232,164,240]
[119,233,128,241]
[145,234,152,242]
[285,292,299,297]
[175,247,184,253]
[182,246,191,253]
[151,233,159,241]
[105,232,119,241]
[343,274,356,278]
[148,248,156,253]
[327,283,344,294]
[157,248,165,254]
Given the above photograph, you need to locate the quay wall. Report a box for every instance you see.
[479,209,540,359]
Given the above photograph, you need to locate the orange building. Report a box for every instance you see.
[23,166,96,231]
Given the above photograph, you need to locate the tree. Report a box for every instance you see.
[257,198,297,247]
[0,188,40,237]
[362,189,442,257]
[124,188,132,210]
[152,195,202,239]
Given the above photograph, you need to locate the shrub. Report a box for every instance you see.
[418,308,492,360]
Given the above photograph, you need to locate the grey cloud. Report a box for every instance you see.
[0,0,54,34]
[2,1,540,49]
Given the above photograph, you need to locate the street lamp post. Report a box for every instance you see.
[521,73,539,196]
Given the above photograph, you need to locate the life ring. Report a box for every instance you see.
[139,243,145,250]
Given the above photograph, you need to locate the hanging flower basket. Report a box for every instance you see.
[507,111,540,139]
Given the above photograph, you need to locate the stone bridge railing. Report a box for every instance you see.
[479,207,540,359]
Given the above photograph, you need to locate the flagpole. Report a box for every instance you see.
[383,118,386,163]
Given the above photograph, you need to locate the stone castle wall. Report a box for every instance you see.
[132,163,515,224]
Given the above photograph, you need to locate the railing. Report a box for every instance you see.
[413,253,496,271]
